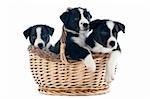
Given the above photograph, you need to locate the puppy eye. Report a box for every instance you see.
[42,35,46,38]
[84,12,91,19]
[74,18,79,21]
[113,32,117,38]
[32,35,36,39]
[42,35,49,41]
[101,32,108,36]
[44,37,49,42]
[86,15,90,19]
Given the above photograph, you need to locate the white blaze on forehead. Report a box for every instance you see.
[106,21,117,49]
[34,27,45,47]
[36,27,42,34]
[106,21,115,32]
[79,8,89,23]
[78,8,89,32]
[36,27,42,41]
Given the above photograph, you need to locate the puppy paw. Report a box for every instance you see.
[43,48,48,52]
[105,74,112,84]
[105,73,114,84]
[111,75,114,81]
[83,54,96,72]
[88,63,96,72]
[28,45,33,50]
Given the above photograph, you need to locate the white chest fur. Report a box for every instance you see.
[71,34,87,47]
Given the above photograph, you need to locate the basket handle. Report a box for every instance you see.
[59,26,68,64]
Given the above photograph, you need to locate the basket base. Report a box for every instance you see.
[38,87,110,96]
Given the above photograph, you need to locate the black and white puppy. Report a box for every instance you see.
[86,19,125,82]
[58,7,96,71]
[23,25,54,49]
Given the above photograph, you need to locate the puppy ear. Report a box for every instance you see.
[45,26,54,35]
[23,27,32,39]
[66,7,72,11]
[114,22,125,33]
[90,19,101,29]
[60,11,69,25]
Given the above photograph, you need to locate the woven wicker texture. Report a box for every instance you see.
[28,46,110,96]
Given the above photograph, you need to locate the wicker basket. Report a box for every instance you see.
[28,29,111,96]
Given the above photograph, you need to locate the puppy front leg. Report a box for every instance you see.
[105,50,120,83]
[82,53,96,72]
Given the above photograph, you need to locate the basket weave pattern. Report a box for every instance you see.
[29,47,110,95]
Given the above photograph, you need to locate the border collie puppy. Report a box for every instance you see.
[86,19,125,83]
[23,25,54,49]
[49,7,96,71]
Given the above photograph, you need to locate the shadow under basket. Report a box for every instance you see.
[28,46,111,96]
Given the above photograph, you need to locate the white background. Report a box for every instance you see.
[1,0,150,98]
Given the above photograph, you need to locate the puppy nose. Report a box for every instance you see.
[83,23,89,28]
[38,43,43,49]
[109,41,115,47]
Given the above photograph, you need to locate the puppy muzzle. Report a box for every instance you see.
[107,37,117,49]
[38,43,44,49]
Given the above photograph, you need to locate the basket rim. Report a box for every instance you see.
[28,45,110,63]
